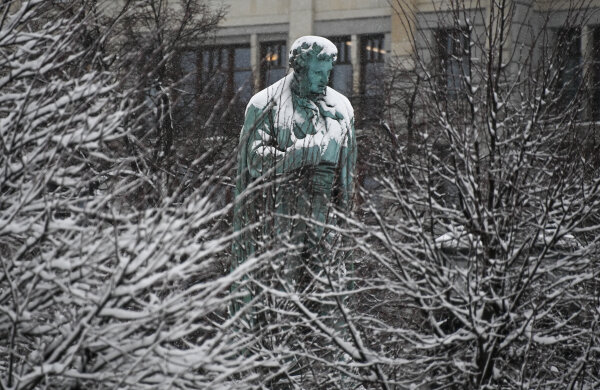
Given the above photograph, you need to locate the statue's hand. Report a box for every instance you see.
[291,131,325,161]
[320,140,342,164]
[298,131,343,165]
[279,143,321,173]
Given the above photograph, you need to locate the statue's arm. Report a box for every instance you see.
[245,104,321,178]
[340,116,357,211]
[244,104,280,178]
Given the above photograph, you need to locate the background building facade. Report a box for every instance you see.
[176,0,404,130]
[173,0,600,135]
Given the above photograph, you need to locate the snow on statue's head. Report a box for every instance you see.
[289,36,338,95]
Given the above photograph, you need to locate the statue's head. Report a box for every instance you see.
[289,36,337,95]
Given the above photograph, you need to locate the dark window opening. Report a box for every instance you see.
[328,36,353,97]
[435,28,470,100]
[175,44,252,135]
[177,50,199,125]
[359,34,386,124]
[360,34,385,96]
[590,27,600,121]
[232,46,253,103]
[260,41,287,89]
[555,28,582,112]
[200,45,252,104]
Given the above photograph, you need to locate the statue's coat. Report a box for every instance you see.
[231,71,356,309]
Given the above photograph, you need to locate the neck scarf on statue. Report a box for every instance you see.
[290,73,345,139]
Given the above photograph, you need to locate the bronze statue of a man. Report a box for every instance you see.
[232,35,356,291]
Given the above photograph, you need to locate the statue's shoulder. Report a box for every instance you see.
[245,74,292,115]
[324,87,354,120]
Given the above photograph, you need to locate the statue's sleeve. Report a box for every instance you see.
[244,103,321,178]
[243,104,278,179]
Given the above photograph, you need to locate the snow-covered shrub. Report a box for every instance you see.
[0,2,252,388]
[352,1,600,388]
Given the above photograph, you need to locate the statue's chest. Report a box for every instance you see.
[273,105,347,161]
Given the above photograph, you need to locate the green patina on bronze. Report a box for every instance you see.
[231,36,357,314]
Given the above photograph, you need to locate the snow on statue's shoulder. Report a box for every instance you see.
[290,35,338,58]
[245,73,293,114]
[324,86,354,119]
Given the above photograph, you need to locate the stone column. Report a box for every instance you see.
[288,0,314,47]
[390,0,416,69]
[390,0,417,137]
[250,33,260,93]
[351,34,360,96]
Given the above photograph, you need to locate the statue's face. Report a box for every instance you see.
[305,56,333,95]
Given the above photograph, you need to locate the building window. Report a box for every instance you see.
[435,28,470,99]
[359,34,386,123]
[231,46,253,103]
[174,45,253,132]
[199,45,252,104]
[592,27,600,121]
[260,41,287,89]
[175,45,252,133]
[328,36,353,97]
[360,34,386,97]
[200,46,227,96]
[177,50,200,125]
[555,27,582,110]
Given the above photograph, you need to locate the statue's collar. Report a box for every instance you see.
[290,72,344,121]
